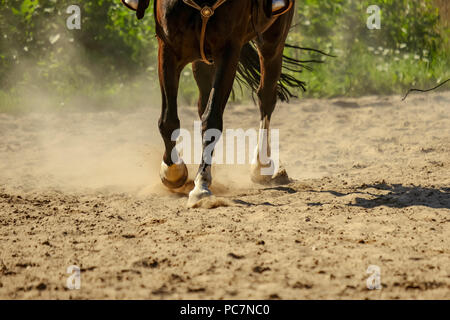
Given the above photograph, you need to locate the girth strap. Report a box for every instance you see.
[182,0,228,65]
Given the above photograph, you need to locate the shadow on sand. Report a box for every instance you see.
[312,182,450,210]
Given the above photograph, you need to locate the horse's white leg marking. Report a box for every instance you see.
[188,165,212,207]
[251,115,275,183]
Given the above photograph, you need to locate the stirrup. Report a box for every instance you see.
[272,0,293,16]
[121,0,138,11]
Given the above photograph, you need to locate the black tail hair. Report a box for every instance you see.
[236,42,333,102]
[402,78,450,101]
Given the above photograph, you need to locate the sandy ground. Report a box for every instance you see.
[0,91,449,299]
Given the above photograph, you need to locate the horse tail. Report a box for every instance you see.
[236,42,331,102]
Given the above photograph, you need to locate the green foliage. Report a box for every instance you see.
[0,0,448,111]
[291,0,449,97]
[295,0,442,53]
[0,0,158,96]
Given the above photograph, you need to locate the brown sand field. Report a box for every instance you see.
[0,91,449,299]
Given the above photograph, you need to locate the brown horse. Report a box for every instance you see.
[136,0,305,206]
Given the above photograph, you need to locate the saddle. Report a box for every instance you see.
[120,0,292,19]
[121,0,293,63]
[266,0,293,17]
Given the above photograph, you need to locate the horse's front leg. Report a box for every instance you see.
[188,44,241,207]
[158,42,188,189]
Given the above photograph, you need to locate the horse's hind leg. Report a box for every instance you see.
[251,15,293,184]
[192,61,215,117]
[158,42,188,189]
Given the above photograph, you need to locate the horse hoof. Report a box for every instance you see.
[160,161,188,189]
[251,163,291,185]
[250,160,275,185]
[187,185,213,208]
[271,167,291,185]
